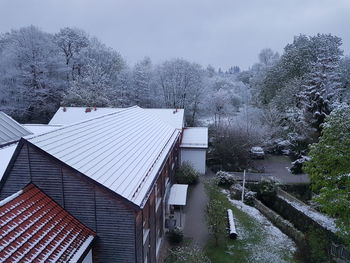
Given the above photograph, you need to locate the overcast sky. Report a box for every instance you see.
[1,0,349,70]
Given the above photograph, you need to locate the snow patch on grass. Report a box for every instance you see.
[225,191,296,263]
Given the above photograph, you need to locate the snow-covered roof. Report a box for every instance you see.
[0,184,96,262]
[0,144,17,180]
[27,106,180,207]
[168,184,188,206]
[0,124,62,181]
[0,112,32,146]
[22,124,63,134]
[144,108,184,129]
[180,127,208,148]
[49,107,185,129]
[48,107,122,125]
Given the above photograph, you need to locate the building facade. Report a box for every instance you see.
[0,107,182,262]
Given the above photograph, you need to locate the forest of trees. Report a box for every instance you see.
[0,26,245,125]
[1,26,349,156]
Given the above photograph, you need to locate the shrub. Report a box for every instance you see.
[175,162,199,185]
[216,171,236,187]
[290,155,310,174]
[166,227,184,244]
[257,177,280,205]
[229,183,243,200]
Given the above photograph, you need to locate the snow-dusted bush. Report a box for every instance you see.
[244,191,257,206]
[229,183,256,205]
[257,177,280,204]
[216,171,236,187]
[230,183,243,200]
[290,156,310,174]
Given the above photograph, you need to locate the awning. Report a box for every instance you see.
[168,184,188,206]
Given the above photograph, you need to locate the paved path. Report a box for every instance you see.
[183,170,214,248]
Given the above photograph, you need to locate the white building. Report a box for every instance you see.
[180,127,208,174]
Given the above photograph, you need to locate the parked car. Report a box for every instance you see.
[250,147,265,159]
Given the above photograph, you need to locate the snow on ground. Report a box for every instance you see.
[278,195,338,233]
[224,190,296,263]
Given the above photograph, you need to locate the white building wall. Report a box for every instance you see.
[180,148,206,174]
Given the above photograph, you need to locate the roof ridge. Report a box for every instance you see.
[0,188,24,206]
[25,106,139,141]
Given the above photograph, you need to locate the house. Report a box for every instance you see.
[0,106,202,262]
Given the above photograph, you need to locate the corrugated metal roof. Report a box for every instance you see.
[28,106,180,207]
[48,107,123,125]
[0,184,96,262]
[0,112,32,145]
[23,124,63,134]
[144,108,184,129]
[49,107,185,129]
[180,127,208,148]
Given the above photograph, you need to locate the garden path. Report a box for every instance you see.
[183,169,214,248]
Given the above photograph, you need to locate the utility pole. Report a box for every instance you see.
[241,170,246,203]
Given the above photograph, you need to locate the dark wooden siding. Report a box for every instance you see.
[94,190,136,263]
[0,142,137,263]
[149,190,156,263]
[62,167,96,231]
[135,211,143,263]
[28,146,64,207]
[0,143,30,199]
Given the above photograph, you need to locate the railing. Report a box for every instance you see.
[331,243,350,262]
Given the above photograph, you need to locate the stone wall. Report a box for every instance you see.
[271,189,341,244]
[253,198,306,247]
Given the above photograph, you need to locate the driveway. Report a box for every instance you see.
[183,169,214,248]
[251,155,309,184]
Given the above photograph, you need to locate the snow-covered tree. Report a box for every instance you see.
[62,38,126,107]
[304,106,350,247]
[296,37,343,141]
[0,26,66,122]
[338,56,350,103]
[258,48,279,67]
[155,58,204,122]
[54,27,89,81]
[131,57,153,107]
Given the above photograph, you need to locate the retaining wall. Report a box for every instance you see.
[253,198,306,247]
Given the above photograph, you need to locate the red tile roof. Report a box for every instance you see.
[0,184,96,262]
